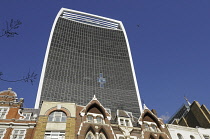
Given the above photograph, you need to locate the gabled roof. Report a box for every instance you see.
[79,95,111,120]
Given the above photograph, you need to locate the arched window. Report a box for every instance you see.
[99,133,106,139]
[177,133,184,139]
[48,111,67,122]
[190,135,195,139]
[85,132,95,139]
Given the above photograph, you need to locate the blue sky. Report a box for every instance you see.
[0,0,210,120]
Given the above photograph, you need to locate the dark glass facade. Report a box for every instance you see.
[39,15,140,116]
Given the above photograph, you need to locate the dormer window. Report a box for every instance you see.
[120,119,124,125]
[96,116,103,124]
[87,115,94,123]
[125,120,130,126]
[118,118,132,127]
[151,124,158,132]
[144,124,149,131]
[48,111,67,122]
[87,114,104,124]
[23,113,31,120]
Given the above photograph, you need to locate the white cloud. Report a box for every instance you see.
[160,112,170,122]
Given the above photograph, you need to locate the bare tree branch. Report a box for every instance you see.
[0,70,37,85]
[0,19,22,37]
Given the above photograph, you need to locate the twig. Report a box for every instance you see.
[0,70,37,85]
[0,19,22,37]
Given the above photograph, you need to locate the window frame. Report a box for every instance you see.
[22,113,32,120]
[10,129,26,139]
[44,131,65,139]
[144,123,149,131]
[151,124,158,132]
[0,128,6,139]
[0,107,9,119]
[48,111,67,122]
[86,113,104,124]
[96,116,103,124]
[87,115,94,123]
[118,118,132,127]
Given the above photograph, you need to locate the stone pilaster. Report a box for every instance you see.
[33,116,48,139]
[65,117,76,139]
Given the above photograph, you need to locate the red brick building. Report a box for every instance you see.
[0,88,39,139]
[0,88,171,139]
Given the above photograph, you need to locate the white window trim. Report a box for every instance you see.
[86,112,104,124]
[48,111,67,122]
[0,128,6,139]
[44,131,65,139]
[98,133,106,139]
[0,107,9,119]
[150,124,159,132]
[85,131,95,139]
[143,121,160,132]
[118,117,133,127]
[10,129,26,139]
[19,113,32,120]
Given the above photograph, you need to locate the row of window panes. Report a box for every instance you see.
[45,131,65,139]
[0,129,26,139]
[12,129,26,139]
[144,124,158,132]
[119,119,131,127]
[86,132,106,139]
[87,115,103,124]
[0,108,8,119]
[50,45,128,58]
[54,27,125,46]
[48,111,67,122]
[58,19,123,40]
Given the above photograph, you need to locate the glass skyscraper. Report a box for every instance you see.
[35,8,142,116]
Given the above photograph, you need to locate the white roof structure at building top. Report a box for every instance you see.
[60,8,121,30]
